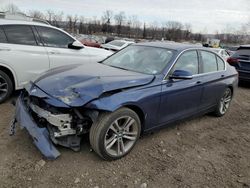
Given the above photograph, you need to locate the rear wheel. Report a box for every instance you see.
[90,108,141,160]
[0,70,13,104]
[213,88,232,117]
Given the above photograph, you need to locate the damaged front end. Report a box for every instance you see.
[10,85,97,159]
[10,63,155,159]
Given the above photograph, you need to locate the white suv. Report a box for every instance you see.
[0,19,113,103]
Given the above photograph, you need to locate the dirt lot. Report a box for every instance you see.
[0,84,250,188]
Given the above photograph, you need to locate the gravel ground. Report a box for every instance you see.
[0,85,250,188]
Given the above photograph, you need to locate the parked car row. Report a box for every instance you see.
[227,45,250,82]
[75,34,136,52]
[100,40,135,51]
[78,35,102,48]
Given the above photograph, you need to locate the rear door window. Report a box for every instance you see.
[0,27,7,43]
[200,51,218,73]
[217,57,225,71]
[3,25,37,45]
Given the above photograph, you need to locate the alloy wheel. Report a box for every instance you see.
[219,89,232,115]
[104,116,139,157]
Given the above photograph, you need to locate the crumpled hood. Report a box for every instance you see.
[34,63,154,107]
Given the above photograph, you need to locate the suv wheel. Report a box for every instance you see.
[0,70,13,104]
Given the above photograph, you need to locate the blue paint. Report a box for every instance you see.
[13,42,238,159]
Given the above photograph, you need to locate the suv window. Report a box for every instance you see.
[172,50,199,75]
[217,57,225,71]
[200,51,217,73]
[0,27,7,43]
[37,26,74,48]
[3,25,37,45]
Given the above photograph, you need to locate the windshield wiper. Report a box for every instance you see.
[108,65,130,71]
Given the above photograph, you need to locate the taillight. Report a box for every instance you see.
[227,57,239,65]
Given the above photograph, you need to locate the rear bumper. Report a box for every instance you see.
[13,95,60,159]
[238,70,250,81]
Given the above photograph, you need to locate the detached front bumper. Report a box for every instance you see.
[10,95,60,160]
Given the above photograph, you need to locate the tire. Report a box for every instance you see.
[90,107,141,160]
[0,70,13,104]
[213,88,232,117]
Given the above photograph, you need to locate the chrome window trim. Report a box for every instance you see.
[162,48,227,82]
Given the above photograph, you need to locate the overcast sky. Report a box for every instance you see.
[1,0,250,33]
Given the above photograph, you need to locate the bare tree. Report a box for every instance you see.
[79,16,85,34]
[67,15,73,33]
[143,23,147,39]
[114,11,126,35]
[52,11,64,27]
[28,10,45,19]
[165,21,183,41]
[73,15,78,33]
[2,5,245,44]
[240,25,248,35]
[126,18,132,37]
[67,14,78,33]
[46,10,54,23]
[2,3,21,14]
[130,15,141,37]
[101,10,113,33]
[149,21,158,39]
[183,23,192,40]
[101,10,113,24]
[91,16,101,33]
[165,21,183,30]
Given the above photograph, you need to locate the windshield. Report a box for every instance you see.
[102,45,175,74]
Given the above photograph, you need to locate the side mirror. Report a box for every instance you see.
[169,70,193,80]
[68,41,84,49]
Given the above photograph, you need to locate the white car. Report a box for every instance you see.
[210,48,230,60]
[101,40,134,51]
[0,18,113,103]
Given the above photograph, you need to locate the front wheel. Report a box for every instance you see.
[213,88,232,117]
[90,108,141,160]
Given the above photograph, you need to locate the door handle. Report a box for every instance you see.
[221,75,225,78]
[196,81,202,84]
[0,47,11,51]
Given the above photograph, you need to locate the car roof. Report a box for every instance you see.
[111,40,134,44]
[210,48,222,52]
[135,41,206,51]
[0,18,51,27]
[238,45,250,50]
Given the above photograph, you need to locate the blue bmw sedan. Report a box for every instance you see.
[11,42,238,160]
